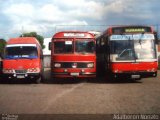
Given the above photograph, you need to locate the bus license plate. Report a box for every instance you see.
[17,75,25,79]
[131,75,140,79]
[71,73,79,76]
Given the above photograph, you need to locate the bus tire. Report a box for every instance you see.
[153,72,157,77]
[34,76,42,84]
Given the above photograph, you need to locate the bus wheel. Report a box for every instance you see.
[34,76,42,84]
[153,72,157,77]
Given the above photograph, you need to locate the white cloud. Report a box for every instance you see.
[1,0,160,38]
[99,0,154,23]
[38,4,63,22]
[73,1,104,20]
[4,3,34,20]
[2,1,93,35]
[105,0,124,13]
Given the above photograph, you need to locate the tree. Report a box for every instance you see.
[20,32,45,49]
[0,39,6,55]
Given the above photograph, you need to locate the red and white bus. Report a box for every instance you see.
[96,26,158,80]
[49,31,96,79]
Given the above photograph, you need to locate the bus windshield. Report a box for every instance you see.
[110,34,156,61]
[75,39,95,54]
[5,46,38,59]
[54,39,95,54]
[54,40,73,54]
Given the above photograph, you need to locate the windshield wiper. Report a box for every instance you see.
[122,34,137,61]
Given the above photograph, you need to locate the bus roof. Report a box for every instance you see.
[53,31,95,39]
[7,37,40,45]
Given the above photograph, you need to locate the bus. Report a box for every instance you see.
[49,31,96,79]
[96,26,158,80]
[3,37,44,83]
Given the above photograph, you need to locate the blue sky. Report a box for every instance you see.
[0,0,160,39]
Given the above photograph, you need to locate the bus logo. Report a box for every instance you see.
[64,33,85,37]
[72,63,77,68]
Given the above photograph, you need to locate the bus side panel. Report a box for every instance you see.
[110,62,157,72]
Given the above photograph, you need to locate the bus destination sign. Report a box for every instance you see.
[125,28,145,33]
[63,33,85,37]
[112,26,152,34]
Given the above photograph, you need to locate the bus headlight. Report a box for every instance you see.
[151,68,155,72]
[3,69,14,73]
[87,63,94,68]
[54,63,61,68]
[27,68,40,73]
[114,69,119,73]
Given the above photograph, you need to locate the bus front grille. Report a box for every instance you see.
[54,62,94,68]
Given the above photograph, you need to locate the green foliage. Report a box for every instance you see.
[0,39,6,55]
[20,32,45,49]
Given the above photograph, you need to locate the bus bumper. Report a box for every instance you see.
[51,68,96,78]
[52,72,96,78]
[112,71,157,79]
[3,73,41,79]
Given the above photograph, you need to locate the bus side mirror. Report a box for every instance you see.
[49,42,52,50]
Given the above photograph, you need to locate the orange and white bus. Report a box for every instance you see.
[49,31,96,79]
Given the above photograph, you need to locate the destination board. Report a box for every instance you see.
[110,34,154,40]
[112,26,152,34]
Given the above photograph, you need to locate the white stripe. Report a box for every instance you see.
[111,59,157,63]
[6,44,36,47]
[136,59,157,62]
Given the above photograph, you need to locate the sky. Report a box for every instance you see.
[0,0,160,39]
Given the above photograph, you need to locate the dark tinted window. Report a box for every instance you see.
[54,41,73,54]
[5,46,38,59]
